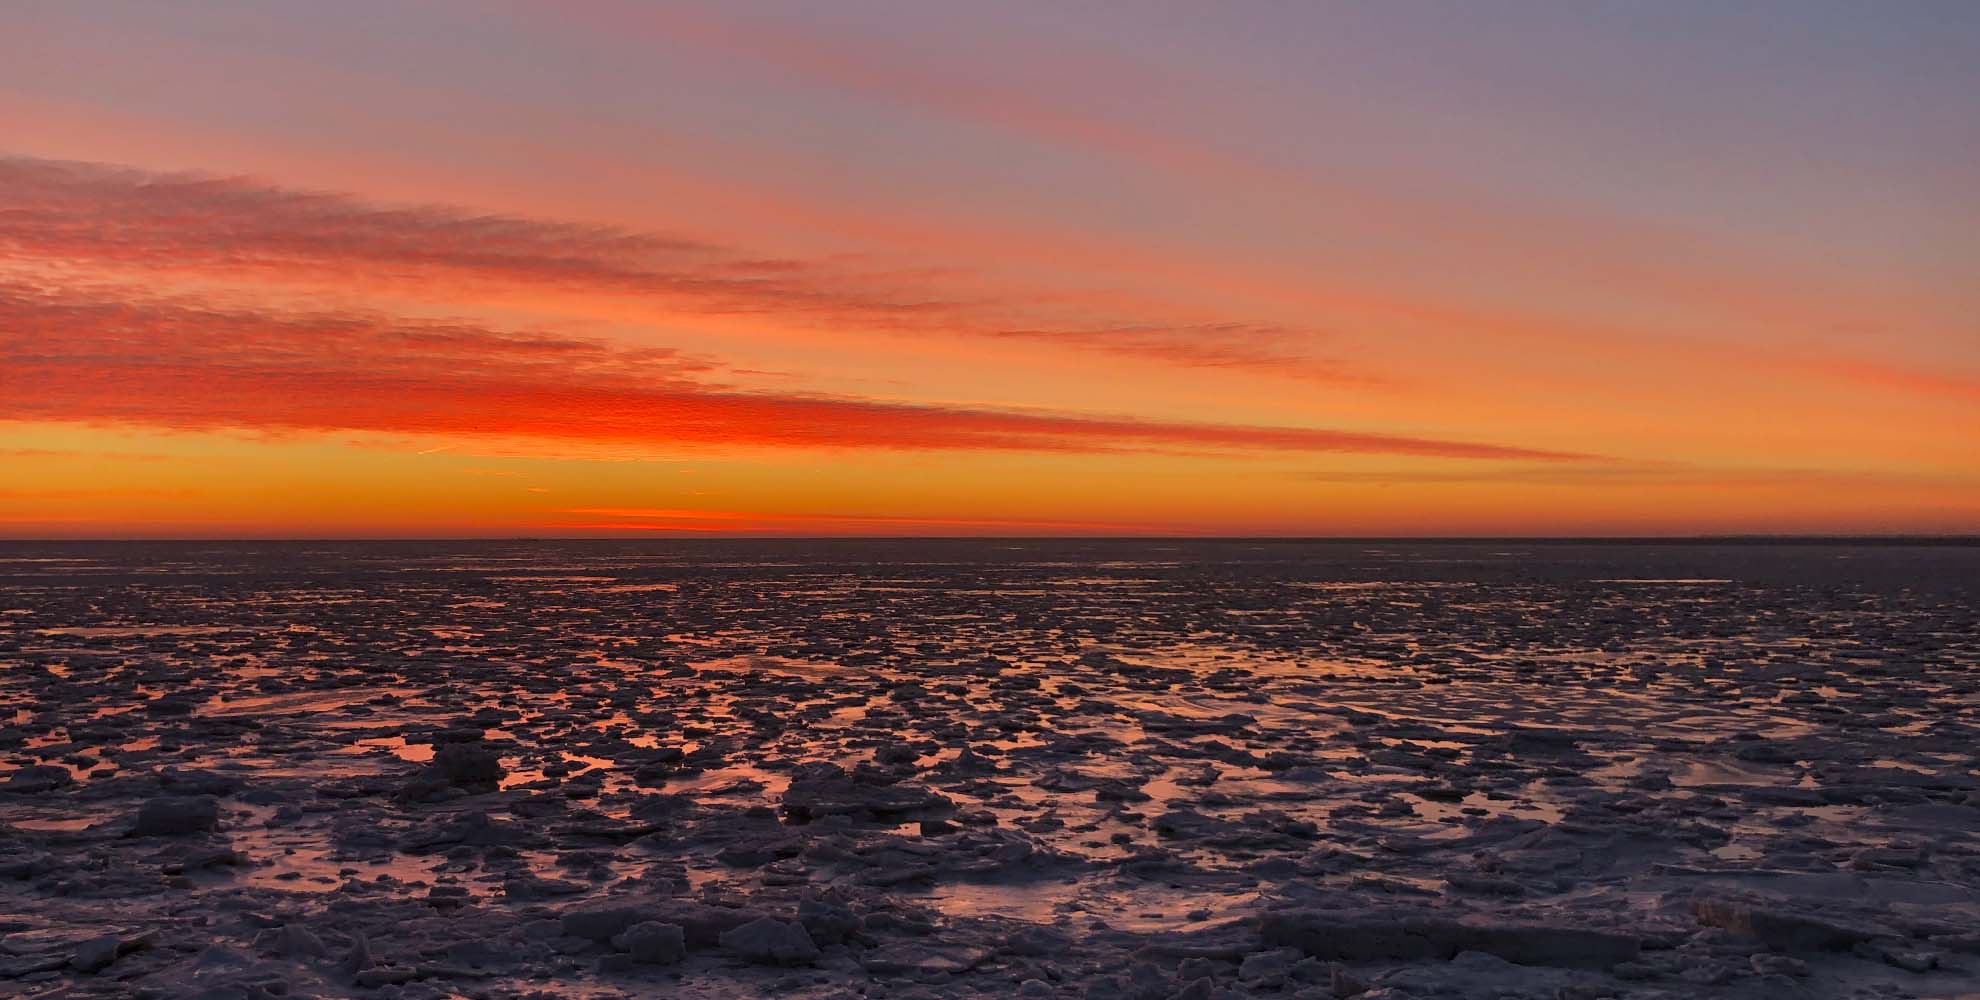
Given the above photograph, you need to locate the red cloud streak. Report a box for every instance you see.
[0,283,1587,461]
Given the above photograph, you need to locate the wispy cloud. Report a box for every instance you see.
[989,323,1381,385]
[0,281,1585,461]
[563,3,1243,184]
[0,155,1367,382]
[12,155,1965,405]
[1299,463,1978,489]
[1794,356,1980,403]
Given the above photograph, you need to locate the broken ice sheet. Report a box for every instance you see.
[1,539,1976,997]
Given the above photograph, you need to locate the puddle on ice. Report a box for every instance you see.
[196,690,378,718]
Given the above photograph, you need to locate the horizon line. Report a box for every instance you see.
[2,534,1976,545]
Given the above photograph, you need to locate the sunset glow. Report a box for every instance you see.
[3,2,1976,536]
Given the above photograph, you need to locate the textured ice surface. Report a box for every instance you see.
[1,540,1976,998]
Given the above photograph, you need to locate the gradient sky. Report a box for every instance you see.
[2,0,1976,536]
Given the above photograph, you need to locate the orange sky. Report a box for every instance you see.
[2,2,1976,537]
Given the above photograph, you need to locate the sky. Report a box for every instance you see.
[1,0,1976,537]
